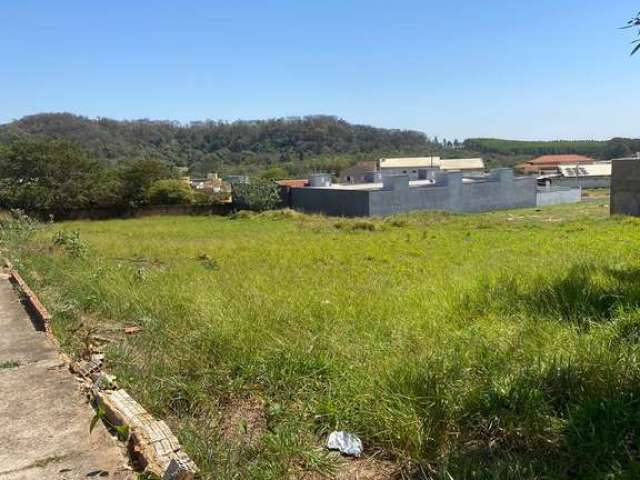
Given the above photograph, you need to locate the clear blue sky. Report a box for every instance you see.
[1,0,638,140]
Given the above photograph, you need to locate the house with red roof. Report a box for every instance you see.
[517,154,594,175]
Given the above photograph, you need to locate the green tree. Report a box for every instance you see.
[0,138,117,214]
[118,157,177,206]
[146,179,194,205]
[260,166,289,181]
[232,179,281,211]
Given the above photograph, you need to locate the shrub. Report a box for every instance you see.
[232,179,281,212]
[0,209,39,244]
[146,179,194,205]
[52,230,88,257]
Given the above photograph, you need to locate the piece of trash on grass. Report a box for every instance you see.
[123,326,144,335]
[326,431,363,457]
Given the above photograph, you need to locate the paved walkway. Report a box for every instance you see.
[0,276,132,479]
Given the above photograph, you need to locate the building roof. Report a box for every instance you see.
[378,157,440,169]
[528,154,593,166]
[378,157,484,170]
[277,179,309,188]
[439,158,485,170]
[558,163,611,178]
[305,179,436,191]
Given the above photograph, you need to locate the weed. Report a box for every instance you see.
[0,360,20,369]
[52,230,88,257]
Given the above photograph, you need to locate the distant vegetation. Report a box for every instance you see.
[1,113,638,214]
[7,202,640,479]
[0,137,201,216]
[465,137,640,159]
[0,113,439,178]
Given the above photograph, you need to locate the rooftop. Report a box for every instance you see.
[378,157,484,170]
[528,154,593,165]
[558,163,611,177]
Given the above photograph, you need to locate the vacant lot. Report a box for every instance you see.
[5,201,640,479]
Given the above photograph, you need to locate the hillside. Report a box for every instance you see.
[3,113,638,178]
[0,113,437,177]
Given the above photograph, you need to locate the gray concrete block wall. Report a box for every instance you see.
[460,177,536,212]
[290,188,370,217]
[369,184,450,216]
[536,188,581,206]
[289,168,537,217]
[611,159,640,216]
[549,177,610,189]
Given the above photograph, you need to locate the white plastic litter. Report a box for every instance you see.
[326,431,363,457]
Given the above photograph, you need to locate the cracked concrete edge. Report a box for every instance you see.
[7,265,199,480]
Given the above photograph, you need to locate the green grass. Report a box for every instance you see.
[5,201,640,479]
[0,360,20,369]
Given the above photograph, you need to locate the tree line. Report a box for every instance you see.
[0,113,436,178]
[464,138,640,160]
[0,138,206,217]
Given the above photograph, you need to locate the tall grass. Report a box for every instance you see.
[5,201,640,479]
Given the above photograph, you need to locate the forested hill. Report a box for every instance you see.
[465,137,640,159]
[0,113,435,176]
[2,113,638,176]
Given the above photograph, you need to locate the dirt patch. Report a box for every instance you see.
[219,396,267,448]
[302,455,400,480]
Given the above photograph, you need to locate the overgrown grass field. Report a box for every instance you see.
[5,201,640,479]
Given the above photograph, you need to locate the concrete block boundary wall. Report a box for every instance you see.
[290,168,538,217]
[611,158,640,216]
[536,187,582,207]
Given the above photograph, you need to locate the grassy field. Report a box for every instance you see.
[5,201,640,479]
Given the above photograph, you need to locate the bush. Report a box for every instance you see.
[232,179,281,212]
[52,230,88,257]
[146,179,194,205]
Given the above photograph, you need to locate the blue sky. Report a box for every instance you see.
[1,0,638,140]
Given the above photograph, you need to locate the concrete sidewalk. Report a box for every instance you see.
[0,276,132,479]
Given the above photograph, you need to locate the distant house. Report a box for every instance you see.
[277,179,309,205]
[377,157,485,180]
[339,161,377,183]
[437,158,485,171]
[518,154,593,175]
[190,173,230,193]
[558,163,611,178]
[538,162,611,189]
[277,179,309,189]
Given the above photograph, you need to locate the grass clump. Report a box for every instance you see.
[7,200,640,479]
[0,360,20,369]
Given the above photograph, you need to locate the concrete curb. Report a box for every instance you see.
[8,267,198,480]
[9,270,52,333]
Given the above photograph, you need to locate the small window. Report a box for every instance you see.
[402,170,407,174]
